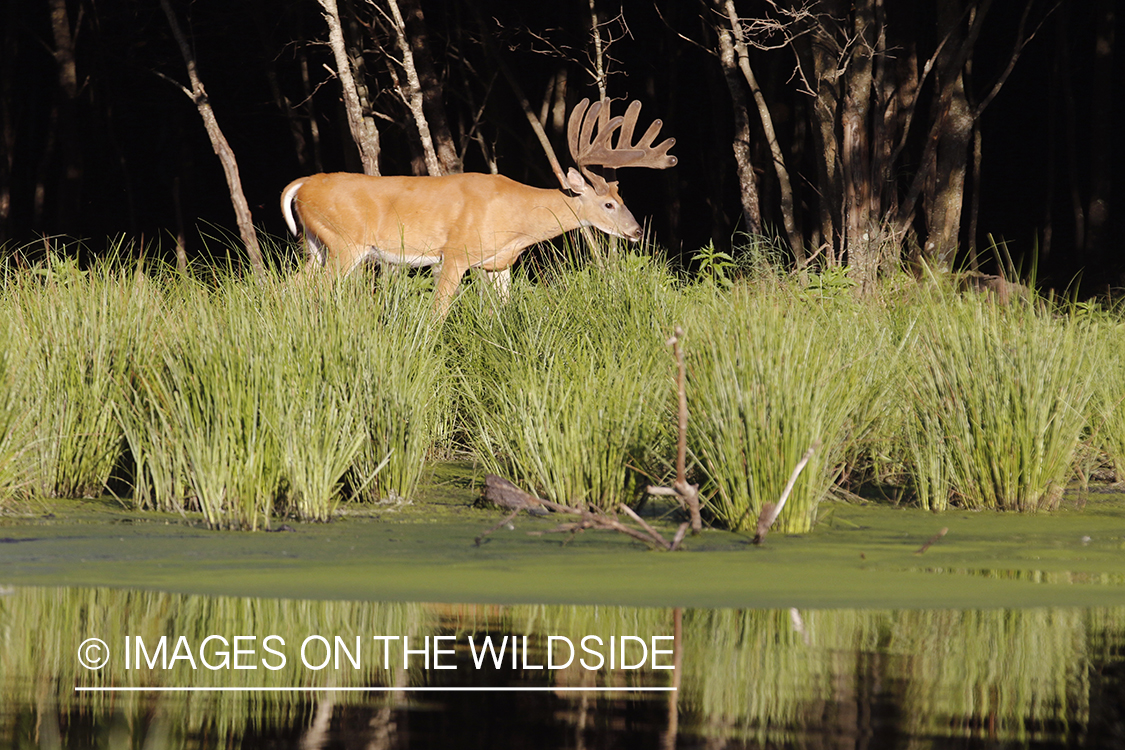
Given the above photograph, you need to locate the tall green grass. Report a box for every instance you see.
[684,287,886,533]
[1086,307,1125,481]
[902,295,1097,511]
[0,311,34,505]
[0,240,1118,527]
[451,252,681,509]
[119,271,446,528]
[6,256,158,499]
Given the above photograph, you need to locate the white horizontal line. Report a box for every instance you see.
[75,686,676,693]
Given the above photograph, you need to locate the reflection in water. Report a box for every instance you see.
[1,588,1123,748]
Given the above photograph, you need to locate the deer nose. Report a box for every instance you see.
[626,226,643,241]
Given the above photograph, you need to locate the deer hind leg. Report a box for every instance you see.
[484,268,512,302]
[290,232,326,286]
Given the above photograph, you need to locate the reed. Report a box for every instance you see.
[0,237,1118,525]
[1086,307,1125,481]
[118,270,446,527]
[903,295,1097,511]
[0,310,34,504]
[6,251,161,499]
[685,287,883,533]
[451,249,681,509]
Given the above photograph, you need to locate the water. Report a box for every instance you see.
[2,588,1123,748]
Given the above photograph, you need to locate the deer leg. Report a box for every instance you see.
[484,268,512,302]
[433,259,469,319]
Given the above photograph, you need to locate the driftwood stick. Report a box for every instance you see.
[645,326,702,536]
[605,519,671,548]
[669,327,702,533]
[479,474,682,551]
[670,522,691,551]
[753,440,821,545]
[619,504,673,550]
[914,527,949,554]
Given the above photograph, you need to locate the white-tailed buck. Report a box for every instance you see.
[281,98,676,316]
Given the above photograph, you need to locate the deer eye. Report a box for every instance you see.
[604,201,615,210]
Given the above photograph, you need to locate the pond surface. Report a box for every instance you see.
[2,589,1124,748]
[3,488,1125,747]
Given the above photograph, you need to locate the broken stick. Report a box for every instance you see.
[752,440,822,545]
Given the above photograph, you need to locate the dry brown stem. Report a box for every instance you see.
[914,527,949,555]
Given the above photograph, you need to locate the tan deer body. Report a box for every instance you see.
[282,99,675,316]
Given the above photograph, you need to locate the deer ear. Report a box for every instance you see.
[566,168,589,194]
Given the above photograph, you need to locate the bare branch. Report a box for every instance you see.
[375,0,443,175]
[974,0,1060,117]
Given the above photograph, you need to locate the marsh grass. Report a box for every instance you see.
[0,313,34,504]
[450,249,681,509]
[7,254,160,500]
[0,235,1117,527]
[118,270,445,528]
[685,287,883,533]
[1085,308,1125,481]
[903,295,1097,511]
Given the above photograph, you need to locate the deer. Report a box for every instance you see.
[280,98,676,317]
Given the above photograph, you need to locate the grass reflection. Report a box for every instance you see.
[1,588,1123,747]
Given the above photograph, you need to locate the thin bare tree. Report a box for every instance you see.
[158,0,263,274]
[712,2,762,235]
[719,0,804,263]
[316,0,382,175]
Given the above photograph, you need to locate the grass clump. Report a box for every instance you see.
[902,295,1097,511]
[6,255,159,499]
[685,287,884,533]
[451,251,681,509]
[120,271,445,528]
[0,235,1117,530]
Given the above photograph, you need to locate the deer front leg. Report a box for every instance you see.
[433,257,470,319]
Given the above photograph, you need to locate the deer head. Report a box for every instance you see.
[564,98,677,241]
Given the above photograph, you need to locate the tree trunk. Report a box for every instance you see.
[159,0,263,275]
[895,0,992,245]
[0,0,17,240]
[713,10,761,236]
[317,0,381,175]
[384,0,443,176]
[922,0,975,270]
[397,0,461,174]
[722,0,804,263]
[800,3,843,265]
[840,0,878,288]
[47,0,82,230]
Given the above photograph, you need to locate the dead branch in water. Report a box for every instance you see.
[752,440,821,545]
[646,326,702,533]
[476,474,684,550]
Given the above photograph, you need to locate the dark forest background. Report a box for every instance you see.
[0,0,1119,291]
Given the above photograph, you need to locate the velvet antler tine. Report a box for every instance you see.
[567,98,591,165]
[617,100,643,151]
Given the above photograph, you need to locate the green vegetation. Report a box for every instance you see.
[684,289,886,532]
[449,251,680,508]
[0,241,1119,530]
